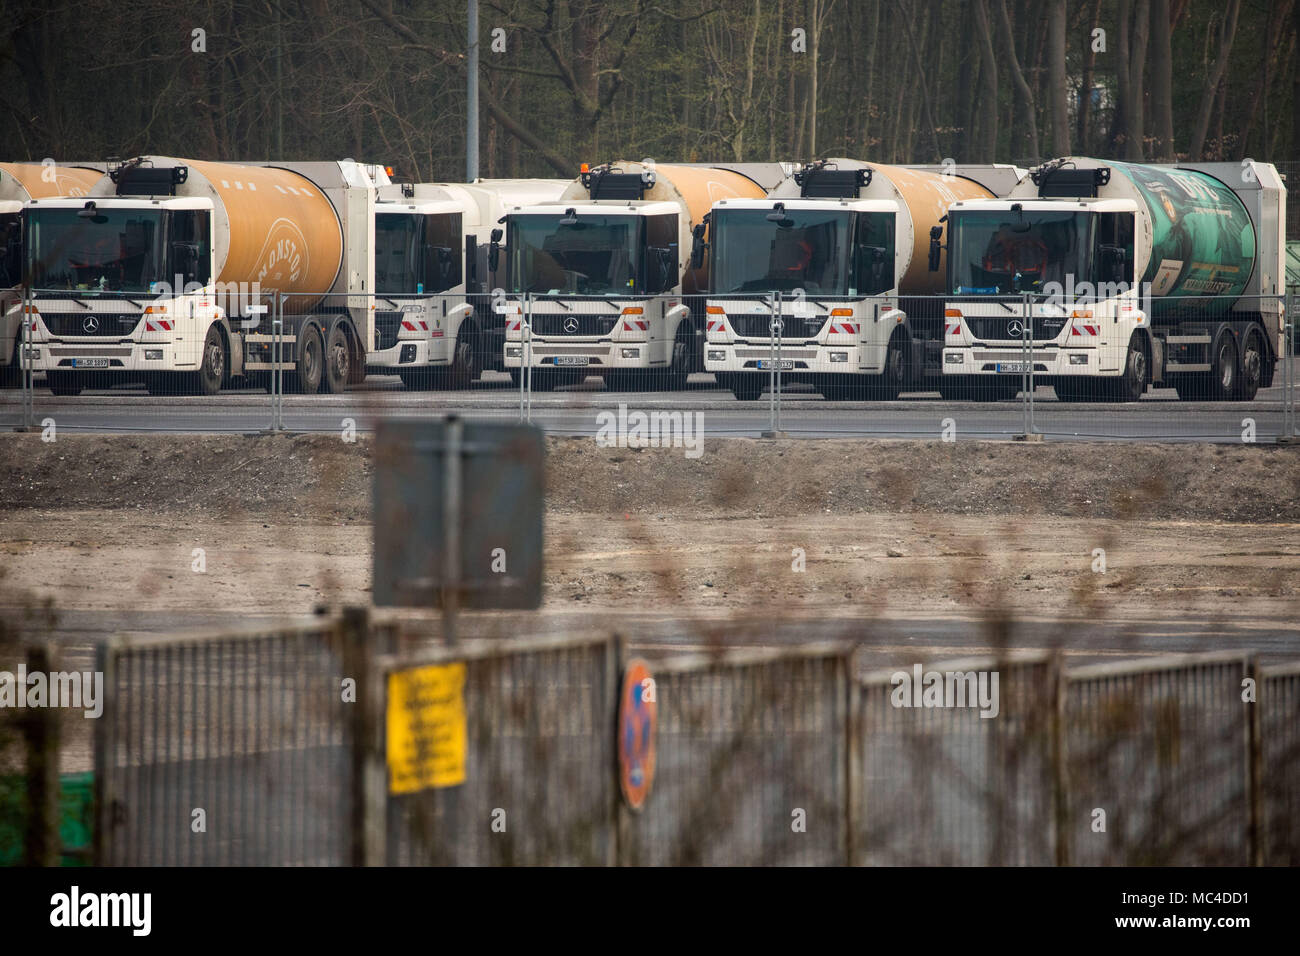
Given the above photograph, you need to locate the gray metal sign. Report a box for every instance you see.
[373,418,544,612]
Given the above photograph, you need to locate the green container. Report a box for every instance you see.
[1109,161,1256,316]
[0,771,94,866]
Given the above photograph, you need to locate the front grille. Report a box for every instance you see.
[41,313,142,336]
[375,311,402,351]
[966,315,1069,342]
[729,314,825,339]
[529,313,620,336]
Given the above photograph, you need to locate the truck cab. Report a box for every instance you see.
[939,196,1143,401]
[703,164,906,401]
[502,165,693,389]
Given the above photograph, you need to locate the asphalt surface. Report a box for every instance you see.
[2,362,1298,442]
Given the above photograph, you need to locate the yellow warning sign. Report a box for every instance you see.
[387,662,468,794]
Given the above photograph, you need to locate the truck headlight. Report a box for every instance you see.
[945,353,964,364]
[506,346,522,358]
[708,350,725,362]
[22,348,40,360]
[1069,353,1088,365]
[829,351,848,363]
[620,348,640,358]
[145,349,163,360]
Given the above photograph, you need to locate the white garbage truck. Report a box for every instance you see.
[501,161,789,390]
[701,159,1025,400]
[934,157,1287,401]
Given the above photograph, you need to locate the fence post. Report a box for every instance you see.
[763,292,785,437]
[272,292,284,432]
[521,293,532,424]
[341,606,387,866]
[1286,291,1296,440]
[23,643,61,867]
[1247,656,1263,866]
[1051,651,1069,866]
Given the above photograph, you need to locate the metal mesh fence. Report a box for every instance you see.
[381,633,618,866]
[1257,662,1300,865]
[617,645,852,866]
[853,653,1057,866]
[4,285,1294,443]
[1061,652,1251,866]
[93,620,355,865]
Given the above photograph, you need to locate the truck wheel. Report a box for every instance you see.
[322,324,350,394]
[0,340,19,388]
[190,325,226,396]
[446,327,480,389]
[1190,335,1237,403]
[289,327,323,394]
[663,327,692,390]
[46,372,83,396]
[1112,333,1148,402]
[1235,328,1263,401]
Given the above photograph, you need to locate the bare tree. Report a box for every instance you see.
[971,0,999,163]
[1148,0,1175,159]
[1047,0,1069,156]
[994,0,1039,160]
[1188,0,1242,158]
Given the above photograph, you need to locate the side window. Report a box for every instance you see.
[170,210,211,285]
[854,212,894,296]
[643,214,678,294]
[1095,212,1134,286]
[424,213,463,293]
[0,213,19,288]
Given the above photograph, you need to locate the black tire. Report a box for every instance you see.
[1109,333,1148,402]
[446,326,480,389]
[322,324,350,394]
[46,372,83,396]
[1235,328,1263,401]
[1178,334,1238,402]
[662,327,692,390]
[288,326,323,395]
[188,325,225,396]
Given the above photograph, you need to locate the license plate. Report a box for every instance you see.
[757,359,794,370]
[71,358,109,368]
[553,356,590,366]
[996,362,1030,374]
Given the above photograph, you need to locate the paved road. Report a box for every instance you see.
[2,365,1297,442]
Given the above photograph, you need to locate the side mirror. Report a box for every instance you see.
[488,229,502,274]
[690,223,707,271]
[928,225,943,273]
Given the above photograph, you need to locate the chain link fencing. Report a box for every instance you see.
[4,286,1295,443]
[31,614,1291,866]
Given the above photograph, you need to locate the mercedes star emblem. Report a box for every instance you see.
[563,317,580,333]
[83,315,101,334]
[1007,319,1024,338]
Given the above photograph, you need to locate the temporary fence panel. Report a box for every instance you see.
[380,633,619,866]
[1257,661,1300,865]
[1061,652,1251,866]
[617,645,852,866]
[853,653,1057,866]
[94,620,357,865]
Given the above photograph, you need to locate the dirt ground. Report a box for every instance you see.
[0,434,1297,635]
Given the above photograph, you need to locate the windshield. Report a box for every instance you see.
[711,208,853,294]
[28,207,166,293]
[375,211,462,295]
[948,210,1092,294]
[508,214,639,295]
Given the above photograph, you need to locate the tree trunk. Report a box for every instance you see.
[1077,0,1100,152]
[1149,0,1175,159]
[1188,0,1241,158]
[1126,0,1150,160]
[1235,0,1292,160]
[972,0,999,163]
[1048,0,1070,156]
[994,0,1039,160]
